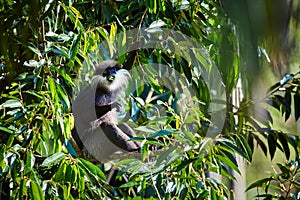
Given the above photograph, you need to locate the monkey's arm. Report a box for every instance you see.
[117,122,137,138]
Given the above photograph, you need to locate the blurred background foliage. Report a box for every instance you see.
[1,0,300,199]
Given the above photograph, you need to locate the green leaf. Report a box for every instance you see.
[40,152,65,168]
[0,99,22,109]
[266,82,280,95]
[199,190,209,198]
[29,180,45,200]
[148,19,167,29]
[145,138,164,146]
[28,45,42,56]
[277,133,290,160]
[266,97,280,111]
[56,82,70,110]
[6,135,15,149]
[25,151,35,175]
[134,126,156,133]
[65,164,77,183]
[77,166,86,192]
[70,33,81,59]
[216,154,240,174]
[60,4,84,31]
[182,59,192,82]
[157,0,166,11]
[236,135,253,161]
[53,162,67,182]
[210,187,217,200]
[155,144,178,166]
[48,77,57,102]
[19,179,28,198]
[284,91,291,121]
[175,158,197,172]
[217,138,247,159]
[246,177,273,191]
[23,60,39,67]
[148,76,163,94]
[0,126,13,134]
[24,90,44,99]
[274,95,285,111]
[197,137,214,156]
[57,184,70,199]
[267,133,277,160]
[77,158,106,180]
[148,129,175,138]
[119,181,140,188]
[294,93,300,121]
[52,46,70,58]
[128,137,146,142]
[140,139,148,161]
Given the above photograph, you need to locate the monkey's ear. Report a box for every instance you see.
[122,50,137,71]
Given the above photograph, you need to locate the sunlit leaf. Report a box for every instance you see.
[149,19,167,29]
[25,151,35,174]
[0,99,22,109]
[119,181,140,188]
[70,33,81,59]
[40,152,65,168]
[77,158,106,181]
[29,180,45,200]
[0,126,13,134]
[52,161,67,182]
[216,154,240,174]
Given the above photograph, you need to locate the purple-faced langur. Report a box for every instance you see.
[71,60,140,162]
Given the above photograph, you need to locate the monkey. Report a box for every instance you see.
[92,60,140,151]
[70,60,140,163]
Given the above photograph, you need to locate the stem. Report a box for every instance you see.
[41,20,48,62]
[147,155,162,200]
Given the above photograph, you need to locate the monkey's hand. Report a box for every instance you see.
[111,101,123,112]
[90,115,107,131]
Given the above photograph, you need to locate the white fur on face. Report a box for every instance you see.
[91,69,131,92]
[91,75,108,90]
[108,69,131,91]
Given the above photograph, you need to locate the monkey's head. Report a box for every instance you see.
[93,60,131,92]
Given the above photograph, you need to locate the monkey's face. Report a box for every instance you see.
[92,61,131,92]
[102,66,120,82]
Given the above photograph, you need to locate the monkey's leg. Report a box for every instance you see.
[101,122,140,152]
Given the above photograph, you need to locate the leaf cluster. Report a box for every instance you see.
[0,0,300,199]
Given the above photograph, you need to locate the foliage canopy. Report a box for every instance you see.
[1,0,300,199]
